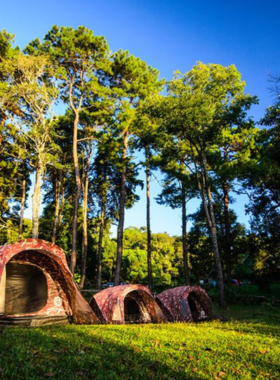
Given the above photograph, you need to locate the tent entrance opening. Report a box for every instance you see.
[124,296,141,322]
[188,291,201,322]
[5,262,48,315]
[124,291,152,323]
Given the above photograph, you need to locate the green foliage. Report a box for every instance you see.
[0,26,279,296]
[106,227,183,286]
[0,218,32,244]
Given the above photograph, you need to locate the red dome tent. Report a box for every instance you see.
[90,284,166,324]
[0,239,99,326]
[156,286,214,322]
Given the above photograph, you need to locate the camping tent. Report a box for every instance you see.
[0,239,99,326]
[90,284,167,324]
[156,286,214,322]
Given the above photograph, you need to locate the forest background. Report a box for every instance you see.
[0,0,280,307]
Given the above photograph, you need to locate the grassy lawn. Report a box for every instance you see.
[0,305,279,380]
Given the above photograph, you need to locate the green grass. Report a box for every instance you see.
[0,305,279,380]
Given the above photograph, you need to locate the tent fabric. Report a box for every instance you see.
[0,265,6,315]
[156,286,213,322]
[0,239,98,325]
[90,284,167,324]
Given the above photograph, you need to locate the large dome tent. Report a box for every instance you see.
[0,239,99,326]
[90,284,167,324]
[156,286,214,322]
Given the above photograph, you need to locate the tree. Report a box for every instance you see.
[134,100,164,289]
[29,25,110,272]
[156,166,197,285]
[110,50,162,285]
[0,30,26,231]
[41,113,73,244]
[1,52,59,238]
[244,75,280,287]
[91,133,120,289]
[151,62,256,305]
[210,94,258,282]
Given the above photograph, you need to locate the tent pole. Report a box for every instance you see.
[0,266,6,315]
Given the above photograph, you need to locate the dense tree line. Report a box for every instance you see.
[0,27,279,305]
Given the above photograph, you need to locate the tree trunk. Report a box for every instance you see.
[222,181,231,283]
[58,173,65,228]
[32,165,43,239]
[70,112,82,273]
[52,172,61,243]
[200,151,226,306]
[114,131,129,285]
[18,176,26,240]
[145,146,153,290]
[96,200,106,290]
[80,149,91,289]
[182,183,190,285]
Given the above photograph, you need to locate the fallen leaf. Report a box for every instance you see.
[44,373,55,377]
[54,347,68,354]
[193,368,198,372]
[218,371,226,377]
[187,355,194,360]
[260,350,268,354]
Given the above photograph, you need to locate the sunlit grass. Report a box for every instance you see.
[0,305,279,379]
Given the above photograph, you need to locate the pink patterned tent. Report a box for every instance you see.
[156,286,214,322]
[90,284,167,324]
[0,239,99,326]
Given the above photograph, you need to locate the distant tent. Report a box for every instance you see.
[156,286,214,322]
[0,239,99,326]
[90,284,167,324]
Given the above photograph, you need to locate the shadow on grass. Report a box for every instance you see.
[0,316,279,380]
[0,325,198,380]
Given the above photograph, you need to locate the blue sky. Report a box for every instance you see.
[1,0,280,236]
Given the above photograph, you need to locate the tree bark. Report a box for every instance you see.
[96,200,106,290]
[200,151,226,306]
[145,146,153,290]
[32,165,43,239]
[70,112,82,273]
[182,183,190,285]
[222,180,231,283]
[18,176,26,241]
[58,173,65,228]
[80,148,91,289]
[52,171,61,243]
[114,131,129,285]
